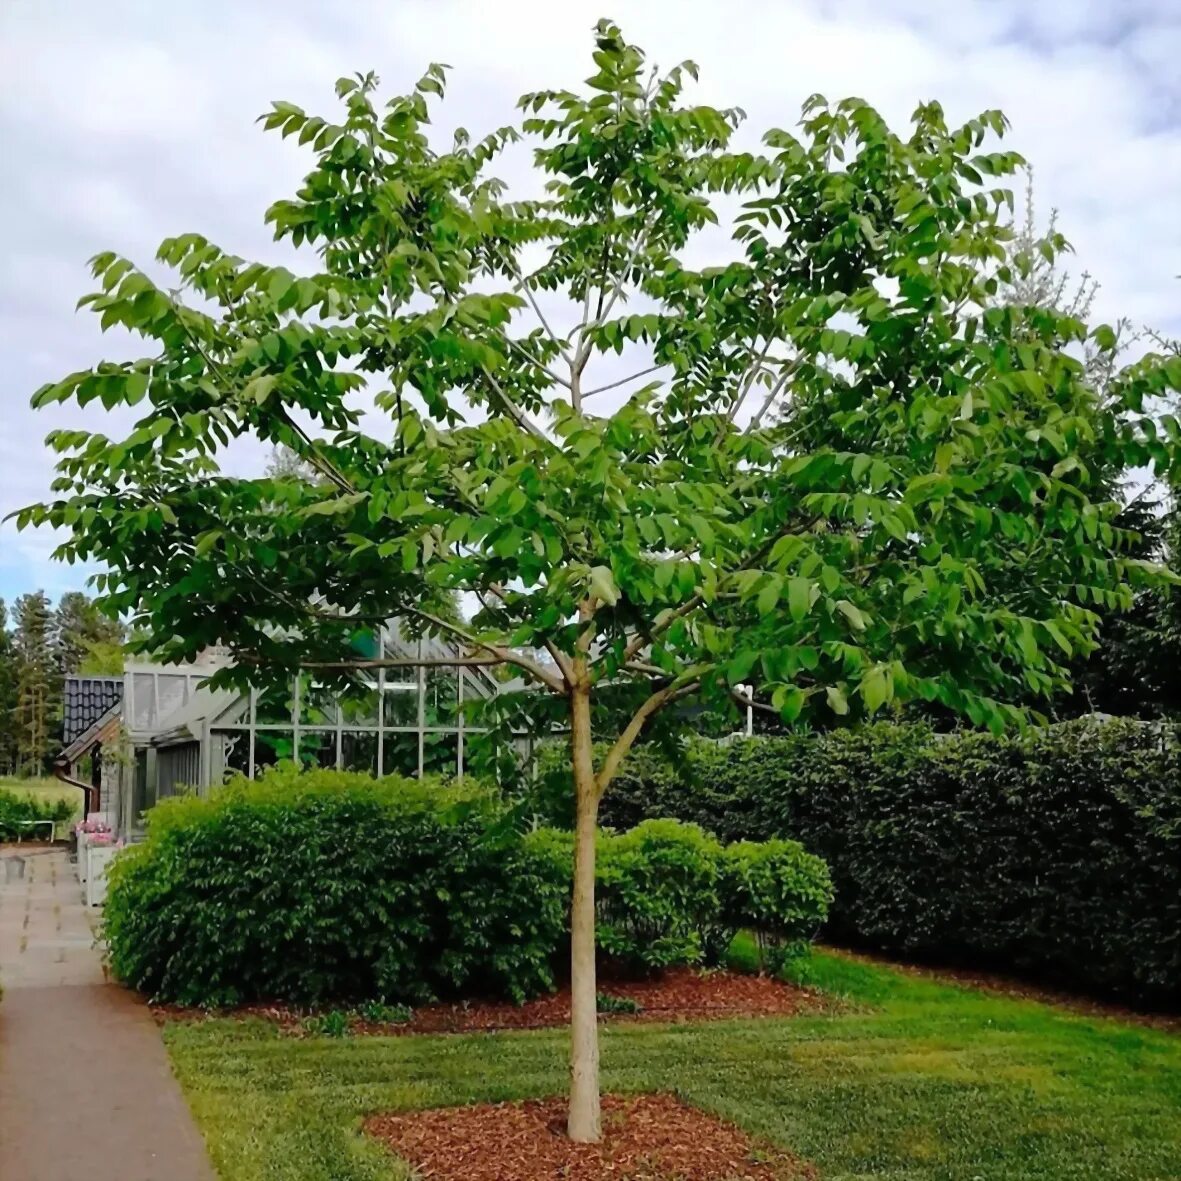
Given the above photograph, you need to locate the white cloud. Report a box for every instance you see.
[1,0,1179,601]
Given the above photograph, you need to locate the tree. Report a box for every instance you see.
[13,591,55,776]
[53,590,125,679]
[0,600,19,774]
[17,23,1181,1139]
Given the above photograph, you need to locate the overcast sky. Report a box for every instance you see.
[1,0,1179,607]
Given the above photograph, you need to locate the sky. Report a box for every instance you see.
[1,0,1179,608]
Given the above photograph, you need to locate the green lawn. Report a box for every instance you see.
[163,950,1181,1180]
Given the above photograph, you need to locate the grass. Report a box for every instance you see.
[162,949,1181,1181]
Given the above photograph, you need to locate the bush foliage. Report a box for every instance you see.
[104,767,831,1006]
[526,820,830,975]
[104,768,568,1007]
[531,719,1180,1005]
[0,788,74,841]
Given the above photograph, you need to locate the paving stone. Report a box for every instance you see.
[0,848,215,1181]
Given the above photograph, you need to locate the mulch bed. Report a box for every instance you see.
[155,967,828,1036]
[364,1092,816,1181]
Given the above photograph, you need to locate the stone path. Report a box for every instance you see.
[0,847,216,1181]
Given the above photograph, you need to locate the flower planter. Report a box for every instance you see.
[75,815,114,886]
[86,843,120,908]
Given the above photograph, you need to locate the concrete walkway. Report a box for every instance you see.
[0,847,216,1181]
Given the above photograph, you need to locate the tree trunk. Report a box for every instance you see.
[567,682,602,1143]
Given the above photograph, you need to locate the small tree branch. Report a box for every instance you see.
[480,366,551,444]
[258,655,505,670]
[594,677,700,795]
[504,335,573,390]
[745,360,800,434]
[582,365,663,399]
[402,605,565,692]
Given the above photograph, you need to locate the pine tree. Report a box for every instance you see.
[52,590,125,677]
[0,600,19,774]
[14,591,55,775]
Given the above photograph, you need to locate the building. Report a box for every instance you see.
[55,623,522,838]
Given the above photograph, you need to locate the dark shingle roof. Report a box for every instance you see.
[63,677,124,744]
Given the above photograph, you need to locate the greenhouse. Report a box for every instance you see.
[56,621,525,838]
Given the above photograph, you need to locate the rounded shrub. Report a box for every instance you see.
[721,839,833,972]
[103,766,567,1007]
[596,819,723,972]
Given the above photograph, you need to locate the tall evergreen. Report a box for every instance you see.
[0,600,19,774]
[52,590,125,677]
[13,591,55,775]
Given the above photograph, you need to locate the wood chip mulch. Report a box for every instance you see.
[155,967,828,1036]
[364,1092,817,1181]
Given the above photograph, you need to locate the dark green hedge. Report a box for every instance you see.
[530,719,1181,1006]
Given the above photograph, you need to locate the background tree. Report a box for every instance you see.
[995,169,1181,719]
[13,591,55,775]
[0,600,19,774]
[53,590,126,679]
[18,23,1181,1139]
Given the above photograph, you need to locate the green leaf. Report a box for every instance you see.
[787,577,817,622]
[756,577,781,618]
[589,566,620,607]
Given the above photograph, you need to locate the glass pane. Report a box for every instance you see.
[217,730,251,782]
[132,673,156,729]
[253,729,293,775]
[298,675,338,725]
[254,679,296,725]
[341,731,378,776]
[299,729,338,770]
[339,680,379,726]
[156,675,188,722]
[381,732,419,778]
[382,682,419,727]
[422,731,458,779]
[424,667,459,728]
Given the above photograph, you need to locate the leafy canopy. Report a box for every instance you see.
[17,20,1181,739]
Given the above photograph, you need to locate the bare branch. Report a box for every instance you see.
[401,604,566,693]
[582,365,663,399]
[745,359,800,434]
[726,337,775,425]
[480,366,551,444]
[505,335,573,391]
[595,677,700,795]
[508,265,574,366]
[278,656,505,670]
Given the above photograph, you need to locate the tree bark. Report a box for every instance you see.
[566,681,602,1143]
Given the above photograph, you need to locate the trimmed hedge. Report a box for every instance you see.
[105,769,568,1007]
[530,719,1181,1006]
[0,788,74,841]
[105,768,832,1007]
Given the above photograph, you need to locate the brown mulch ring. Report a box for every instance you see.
[364,1092,816,1181]
[155,967,830,1036]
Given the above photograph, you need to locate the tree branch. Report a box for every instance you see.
[582,365,663,399]
[594,677,700,795]
[402,605,566,692]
